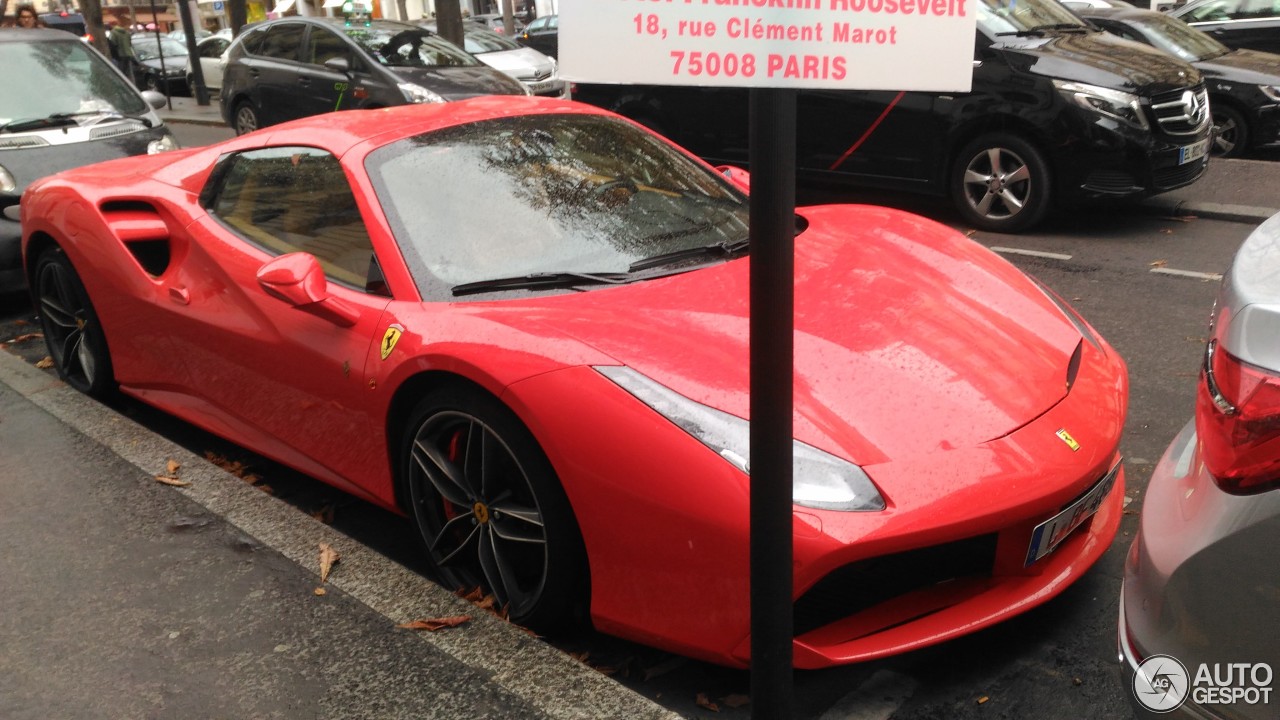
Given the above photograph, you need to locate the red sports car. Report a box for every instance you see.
[19,97,1128,669]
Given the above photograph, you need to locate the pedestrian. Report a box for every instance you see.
[14,4,42,28]
[105,14,137,86]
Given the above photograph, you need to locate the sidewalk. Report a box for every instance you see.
[0,350,678,720]
[153,95,1280,226]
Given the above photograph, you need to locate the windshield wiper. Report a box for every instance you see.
[628,238,750,273]
[451,271,631,297]
[0,110,152,134]
[996,23,1088,36]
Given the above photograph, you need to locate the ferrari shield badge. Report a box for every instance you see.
[380,324,404,361]
[1056,429,1081,452]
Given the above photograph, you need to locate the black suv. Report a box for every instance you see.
[220,17,528,135]
[573,0,1212,232]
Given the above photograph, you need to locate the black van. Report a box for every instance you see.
[572,0,1213,233]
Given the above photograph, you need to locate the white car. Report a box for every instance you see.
[184,34,231,92]
[419,22,567,99]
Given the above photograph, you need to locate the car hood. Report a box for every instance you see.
[1197,48,1280,85]
[476,47,556,80]
[995,30,1201,93]
[390,65,527,99]
[495,205,1082,465]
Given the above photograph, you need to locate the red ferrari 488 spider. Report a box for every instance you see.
[19,97,1127,669]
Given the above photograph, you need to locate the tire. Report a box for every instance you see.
[33,246,115,398]
[232,100,260,136]
[950,132,1052,234]
[1211,103,1249,159]
[402,386,588,632]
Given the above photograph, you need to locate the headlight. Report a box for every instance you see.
[596,366,886,512]
[1261,85,1280,103]
[398,82,446,104]
[1054,80,1149,131]
[0,165,17,193]
[147,133,179,154]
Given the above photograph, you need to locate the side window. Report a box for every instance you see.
[307,27,349,66]
[548,15,558,30]
[201,39,229,59]
[205,147,386,294]
[527,17,546,32]
[1186,0,1234,21]
[256,23,306,61]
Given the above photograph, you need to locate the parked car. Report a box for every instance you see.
[19,95,1129,669]
[0,27,177,291]
[573,0,1212,233]
[38,11,88,41]
[1117,210,1280,720]
[219,18,527,135]
[418,21,566,98]
[1060,0,1134,9]
[516,13,557,58]
[1081,6,1280,157]
[185,33,232,91]
[467,13,524,35]
[1170,0,1280,54]
[131,34,191,95]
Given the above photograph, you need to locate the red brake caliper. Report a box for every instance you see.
[441,429,465,520]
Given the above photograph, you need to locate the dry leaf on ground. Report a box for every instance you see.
[1150,259,1169,268]
[977,695,990,704]
[397,615,471,631]
[34,357,54,369]
[695,693,720,712]
[318,542,340,583]
[154,474,191,487]
[314,587,327,596]
[10,333,43,343]
[166,459,181,475]
[722,694,750,708]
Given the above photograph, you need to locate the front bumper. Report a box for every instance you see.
[1,210,24,292]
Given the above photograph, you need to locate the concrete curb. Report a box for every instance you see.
[0,350,681,720]
[1138,198,1279,226]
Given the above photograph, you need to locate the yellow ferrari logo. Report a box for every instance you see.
[1056,429,1081,452]
[380,324,404,361]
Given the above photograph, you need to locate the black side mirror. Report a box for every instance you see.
[324,57,352,76]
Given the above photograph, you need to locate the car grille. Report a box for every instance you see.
[1153,159,1207,190]
[792,533,998,637]
[1149,86,1209,137]
[1083,169,1141,195]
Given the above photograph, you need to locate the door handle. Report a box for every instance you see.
[169,286,190,305]
[298,77,311,87]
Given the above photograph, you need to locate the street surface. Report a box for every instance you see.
[0,121,1266,719]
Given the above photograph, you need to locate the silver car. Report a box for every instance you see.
[419,22,567,99]
[1118,211,1280,719]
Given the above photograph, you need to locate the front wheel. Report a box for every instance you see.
[951,132,1052,234]
[33,246,115,398]
[402,386,588,633]
[232,101,260,136]
[1211,103,1249,159]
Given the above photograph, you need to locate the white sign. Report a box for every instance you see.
[558,0,978,92]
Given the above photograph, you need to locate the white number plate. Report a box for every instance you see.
[1025,463,1120,566]
[1179,138,1209,165]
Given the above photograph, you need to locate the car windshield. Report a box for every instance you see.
[0,39,147,126]
[1127,13,1231,60]
[344,26,480,68]
[978,0,1088,34]
[133,36,190,60]
[367,114,751,297]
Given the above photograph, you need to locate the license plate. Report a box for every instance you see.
[1024,463,1120,566]
[1179,138,1209,165]
[528,79,564,95]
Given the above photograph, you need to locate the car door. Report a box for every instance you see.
[155,145,394,491]
[245,22,311,125]
[198,37,230,90]
[795,89,941,187]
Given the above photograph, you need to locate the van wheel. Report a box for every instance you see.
[951,133,1051,234]
[1211,104,1249,158]
[233,101,259,136]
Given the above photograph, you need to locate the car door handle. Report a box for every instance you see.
[169,286,190,305]
[298,77,311,87]
[249,68,260,78]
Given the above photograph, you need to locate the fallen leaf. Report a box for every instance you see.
[458,587,486,603]
[154,474,191,487]
[593,664,620,676]
[14,319,29,326]
[1073,677,1083,686]
[722,694,750,708]
[318,542,340,583]
[1150,259,1168,268]
[34,357,54,369]
[311,505,336,524]
[1160,229,1174,235]
[314,587,327,596]
[397,615,471,631]
[569,651,589,663]
[977,696,990,705]
[166,459,181,475]
[695,693,720,712]
[10,332,43,343]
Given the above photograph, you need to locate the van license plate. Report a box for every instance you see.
[1179,138,1209,165]
[1024,463,1120,566]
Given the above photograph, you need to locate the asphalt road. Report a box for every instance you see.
[0,121,1265,719]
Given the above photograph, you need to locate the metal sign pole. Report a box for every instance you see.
[748,86,796,720]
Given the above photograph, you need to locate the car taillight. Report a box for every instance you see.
[1196,339,1280,494]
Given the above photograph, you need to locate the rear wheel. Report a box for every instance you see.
[1211,103,1249,159]
[232,101,259,136]
[951,132,1051,233]
[401,386,588,632]
[33,246,115,398]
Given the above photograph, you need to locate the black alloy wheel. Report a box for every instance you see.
[951,132,1052,233]
[233,100,259,136]
[1211,103,1249,158]
[403,386,587,632]
[33,246,115,398]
